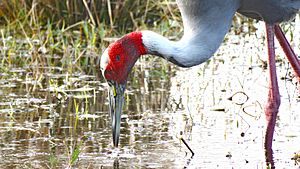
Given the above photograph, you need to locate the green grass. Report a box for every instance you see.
[0,0,181,81]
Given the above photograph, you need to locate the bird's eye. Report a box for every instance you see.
[116,55,120,61]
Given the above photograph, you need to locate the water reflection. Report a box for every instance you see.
[113,158,119,169]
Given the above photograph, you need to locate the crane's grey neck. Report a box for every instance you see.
[141,1,238,68]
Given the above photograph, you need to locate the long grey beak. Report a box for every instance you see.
[108,82,125,147]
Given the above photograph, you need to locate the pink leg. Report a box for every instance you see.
[274,24,300,77]
[274,25,300,93]
[264,24,281,168]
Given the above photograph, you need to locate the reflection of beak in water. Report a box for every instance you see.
[108,81,125,147]
[113,158,119,168]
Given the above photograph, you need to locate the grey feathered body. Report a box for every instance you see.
[238,0,300,23]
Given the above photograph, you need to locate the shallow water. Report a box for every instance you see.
[0,20,300,168]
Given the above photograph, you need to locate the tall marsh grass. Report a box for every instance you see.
[0,0,180,32]
[0,0,181,80]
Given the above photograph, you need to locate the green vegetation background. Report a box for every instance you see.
[0,0,182,78]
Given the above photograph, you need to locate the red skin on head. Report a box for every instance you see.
[104,32,147,84]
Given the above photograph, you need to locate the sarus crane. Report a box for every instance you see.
[100,0,300,166]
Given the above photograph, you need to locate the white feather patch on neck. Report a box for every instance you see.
[141,30,218,67]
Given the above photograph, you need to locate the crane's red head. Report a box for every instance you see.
[100,32,146,147]
[100,32,146,84]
